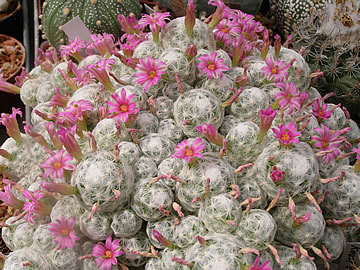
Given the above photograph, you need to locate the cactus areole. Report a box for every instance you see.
[41,0,142,49]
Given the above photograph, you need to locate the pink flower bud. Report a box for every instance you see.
[274,34,281,58]
[209,5,224,30]
[153,230,175,249]
[270,166,286,183]
[0,79,21,94]
[40,182,78,196]
[185,0,195,36]
[185,44,197,61]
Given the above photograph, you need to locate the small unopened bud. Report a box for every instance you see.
[185,0,196,36]
[185,44,197,61]
[153,230,175,249]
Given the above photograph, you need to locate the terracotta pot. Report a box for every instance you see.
[0,34,25,83]
[0,0,21,21]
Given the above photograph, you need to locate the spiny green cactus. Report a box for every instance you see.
[40,0,142,49]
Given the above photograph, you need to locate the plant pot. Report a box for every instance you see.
[0,0,20,21]
[0,34,25,84]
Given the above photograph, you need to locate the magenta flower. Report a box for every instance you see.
[23,189,52,223]
[84,58,115,91]
[91,236,124,270]
[49,88,70,108]
[0,107,23,144]
[57,125,83,162]
[57,99,94,128]
[312,99,333,122]
[134,55,167,91]
[106,88,137,123]
[272,122,301,146]
[274,82,302,114]
[195,123,223,146]
[120,39,140,58]
[139,12,170,42]
[15,67,31,87]
[249,256,272,270]
[40,149,76,180]
[312,124,342,163]
[59,37,86,62]
[48,215,80,249]
[197,52,230,79]
[270,166,286,183]
[213,19,242,42]
[0,78,21,94]
[0,184,24,209]
[87,33,115,57]
[353,143,360,161]
[172,137,206,163]
[258,106,277,140]
[118,14,137,34]
[261,56,293,83]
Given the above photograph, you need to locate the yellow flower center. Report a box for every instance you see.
[318,110,323,116]
[53,162,62,170]
[105,250,113,259]
[149,71,156,79]
[271,68,278,74]
[208,64,216,71]
[281,133,290,141]
[221,26,229,33]
[61,228,70,237]
[322,141,329,148]
[185,147,194,157]
[119,104,129,113]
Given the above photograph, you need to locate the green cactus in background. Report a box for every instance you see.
[271,0,360,120]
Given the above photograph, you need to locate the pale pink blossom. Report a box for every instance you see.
[23,189,51,223]
[48,215,80,249]
[172,138,206,163]
[91,236,123,270]
[312,124,342,163]
[134,56,167,91]
[258,106,277,139]
[84,58,115,91]
[59,37,86,62]
[106,88,137,123]
[197,52,229,79]
[272,122,301,145]
[274,82,301,114]
[261,56,293,83]
[0,107,23,144]
[87,33,115,57]
[0,184,24,209]
[40,150,76,180]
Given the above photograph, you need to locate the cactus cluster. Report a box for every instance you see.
[1,1,360,269]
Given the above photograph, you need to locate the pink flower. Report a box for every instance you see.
[0,78,21,94]
[118,14,138,35]
[213,19,242,42]
[261,56,293,83]
[195,123,223,146]
[270,166,286,183]
[258,106,277,140]
[138,12,170,33]
[197,52,230,79]
[172,138,206,163]
[59,37,86,62]
[40,150,76,180]
[249,256,272,270]
[15,67,30,87]
[48,215,80,249]
[120,39,140,58]
[106,88,138,123]
[312,99,333,122]
[91,236,124,270]
[352,143,360,161]
[87,33,115,57]
[0,184,24,209]
[0,107,23,144]
[57,125,83,162]
[23,189,51,223]
[272,122,301,145]
[84,58,115,91]
[134,56,166,91]
[58,99,94,125]
[49,88,70,108]
[312,124,342,163]
[274,82,301,114]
